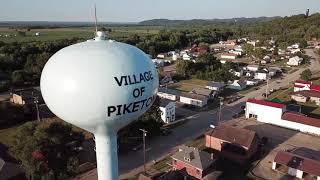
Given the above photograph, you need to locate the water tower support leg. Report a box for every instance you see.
[95,130,118,180]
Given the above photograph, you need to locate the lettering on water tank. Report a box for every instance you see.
[107,71,155,117]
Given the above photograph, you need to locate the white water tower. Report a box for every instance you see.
[40,31,158,180]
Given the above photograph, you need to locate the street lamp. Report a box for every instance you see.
[139,129,148,174]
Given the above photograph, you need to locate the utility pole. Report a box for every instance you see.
[139,129,148,174]
[33,95,40,122]
[266,78,269,99]
[218,97,224,126]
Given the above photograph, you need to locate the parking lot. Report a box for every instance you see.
[223,118,320,180]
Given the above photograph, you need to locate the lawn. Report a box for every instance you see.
[168,78,209,92]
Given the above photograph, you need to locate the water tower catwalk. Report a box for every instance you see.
[40,31,158,180]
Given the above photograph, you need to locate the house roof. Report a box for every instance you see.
[281,112,320,128]
[190,88,213,97]
[292,90,320,98]
[274,150,320,176]
[232,80,246,87]
[206,82,225,89]
[205,125,257,150]
[247,98,285,109]
[160,98,175,107]
[171,145,215,170]
[221,53,237,57]
[296,80,312,85]
[294,84,305,88]
[180,92,208,101]
[158,87,181,96]
[311,85,320,92]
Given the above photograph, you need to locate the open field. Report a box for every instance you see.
[0,26,160,43]
[168,78,209,92]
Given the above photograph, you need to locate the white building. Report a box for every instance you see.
[182,54,192,61]
[247,40,257,47]
[157,88,180,101]
[227,80,246,90]
[157,53,166,59]
[220,53,237,60]
[179,93,208,107]
[206,82,225,92]
[234,45,243,52]
[254,71,268,81]
[287,56,303,66]
[245,99,286,123]
[246,80,259,86]
[159,99,176,124]
[247,65,259,72]
[229,50,242,56]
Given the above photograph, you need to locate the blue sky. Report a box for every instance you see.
[1,0,320,22]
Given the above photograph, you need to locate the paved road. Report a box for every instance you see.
[77,49,320,180]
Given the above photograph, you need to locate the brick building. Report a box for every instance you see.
[171,145,215,179]
[205,126,259,164]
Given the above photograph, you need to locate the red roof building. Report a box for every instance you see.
[205,126,259,164]
[273,149,320,179]
[282,112,320,128]
[247,98,285,109]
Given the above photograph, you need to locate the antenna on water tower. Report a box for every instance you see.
[94,4,98,33]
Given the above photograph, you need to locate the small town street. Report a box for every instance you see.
[76,49,320,180]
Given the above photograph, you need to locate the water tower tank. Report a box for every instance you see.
[40,31,158,180]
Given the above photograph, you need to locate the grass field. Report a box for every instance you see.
[0,26,160,43]
[168,78,209,92]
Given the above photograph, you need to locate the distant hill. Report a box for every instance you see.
[138,17,281,26]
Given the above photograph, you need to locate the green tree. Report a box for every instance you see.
[11,70,25,85]
[242,43,254,56]
[300,69,312,81]
[11,121,84,179]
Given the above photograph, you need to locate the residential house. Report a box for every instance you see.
[246,80,259,86]
[254,71,268,81]
[159,99,176,124]
[220,53,237,60]
[157,53,166,59]
[229,49,242,56]
[234,45,243,52]
[157,88,180,101]
[294,80,312,92]
[152,59,165,67]
[171,145,215,179]
[219,39,237,46]
[172,52,180,61]
[291,90,320,105]
[227,80,246,90]
[10,87,43,105]
[205,82,225,92]
[160,75,173,85]
[182,54,193,61]
[287,56,303,66]
[231,69,243,78]
[179,93,208,107]
[205,126,259,164]
[246,65,259,72]
[190,88,215,100]
[272,148,320,180]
